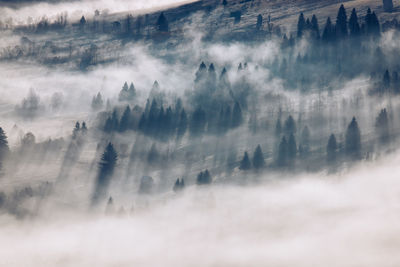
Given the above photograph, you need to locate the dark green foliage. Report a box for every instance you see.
[311,15,320,39]
[189,106,206,138]
[327,134,337,163]
[349,8,361,36]
[345,117,362,159]
[277,136,288,166]
[256,14,263,30]
[275,118,282,137]
[177,109,187,140]
[299,126,310,156]
[173,178,185,192]
[252,145,265,170]
[297,13,306,38]
[0,127,9,167]
[196,170,212,185]
[231,102,243,128]
[287,133,297,161]
[239,151,251,170]
[119,106,132,132]
[375,108,390,144]
[365,8,380,36]
[284,115,296,135]
[156,12,169,32]
[322,17,335,42]
[336,4,348,38]
[92,142,117,205]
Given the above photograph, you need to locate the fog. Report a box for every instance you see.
[1,0,400,265]
[2,155,400,266]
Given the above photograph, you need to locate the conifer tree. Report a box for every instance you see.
[256,14,263,30]
[231,102,243,128]
[277,136,288,166]
[375,108,390,144]
[92,142,117,205]
[119,106,131,132]
[327,134,337,163]
[287,133,297,161]
[196,170,211,185]
[297,13,306,38]
[322,17,335,42]
[349,8,361,36]
[0,127,9,165]
[156,12,169,32]
[336,4,348,38]
[239,151,251,170]
[284,115,296,135]
[311,15,320,39]
[252,145,265,170]
[177,109,187,140]
[345,117,362,159]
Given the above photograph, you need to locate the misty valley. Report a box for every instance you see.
[1,0,400,266]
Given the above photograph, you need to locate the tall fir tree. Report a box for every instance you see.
[327,134,338,163]
[297,13,306,38]
[349,8,361,37]
[239,151,251,170]
[345,117,362,159]
[252,145,265,170]
[336,4,348,38]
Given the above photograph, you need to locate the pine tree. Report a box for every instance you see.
[299,126,310,156]
[231,102,243,128]
[287,133,297,161]
[345,117,362,159]
[327,134,337,163]
[173,178,185,192]
[156,12,169,32]
[252,145,265,170]
[0,127,9,164]
[277,136,288,166]
[197,170,212,185]
[256,14,263,30]
[119,106,131,132]
[349,8,361,37]
[322,17,335,42]
[297,13,306,38]
[336,4,348,38]
[284,115,296,135]
[275,118,282,137]
[239,151,251,170]
[383,0,394,12]
[92,143,117,205]
[375,108,390,144]
[81,121,88,134]
[189,106,206,138]
[177,109,187,140]
[311,15,320,39]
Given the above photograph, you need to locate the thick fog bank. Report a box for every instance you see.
[2,153,400,267]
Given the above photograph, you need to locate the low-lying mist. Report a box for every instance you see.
[1,152,400,267]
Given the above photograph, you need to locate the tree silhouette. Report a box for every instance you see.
[375,108,390,144]
[277,136,288,166]
[196,170,212,185]
[345,117,361,159]
[252,145,265,170]
[336,4,348,38]
[297,13,306,38]
[156,12,169,32]
[92,143,117,205]
[349,8,361,37]
[327,134,337,163]
[239,151,251,170]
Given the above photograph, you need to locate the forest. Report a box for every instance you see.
[1,0,400,266]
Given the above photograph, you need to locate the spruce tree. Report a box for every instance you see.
[327,134,337,163]
[239,151,251,170]
[92,142,117,205]
[284,115,296,135]
[252,145,265,170]
[349,8,361,37]
[0,127,9,163]
[119,106,131,132]
[277,136,288,166]
[311,15,320,39]
[177,109,187,140]
[197,170,212,185]
[156,12,169,32]
[375,108,390,144]
[322,17,335,42]
[336,4,348,38]
[297,13,306,38]
[232,102,243,128]
[345,117,362,159]
[287,133,297,161]
[256,14,263,30]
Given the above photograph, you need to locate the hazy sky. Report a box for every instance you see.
[0,0,197,23]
